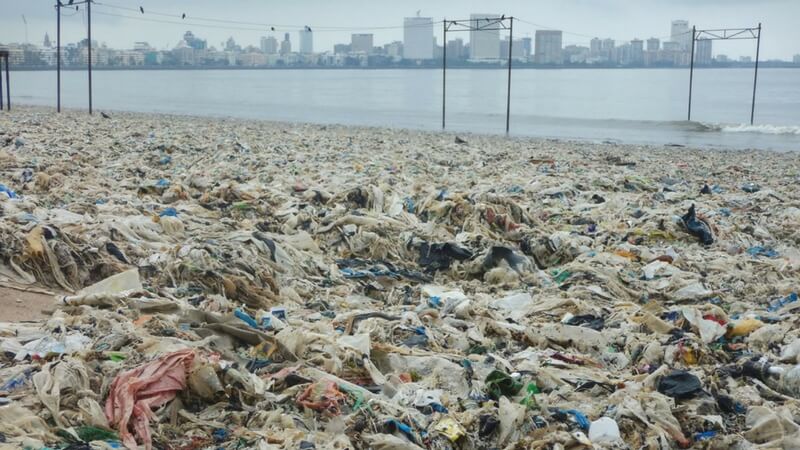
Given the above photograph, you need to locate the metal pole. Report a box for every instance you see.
[87,0,93,114]
[57,3,61,112]
[442,19,446,130]
[687,26,695,121]
[750,23,761,125]
[4,56,9,111]
[0,57,4,110]
[505,17,513,134]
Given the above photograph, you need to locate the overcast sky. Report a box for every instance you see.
[2,0,798,59]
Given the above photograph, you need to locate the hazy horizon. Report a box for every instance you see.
[1,0,798,60]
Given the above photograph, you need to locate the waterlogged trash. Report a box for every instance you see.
[657,370,704,399]
[681,204,714,245]
[1,108,800,448]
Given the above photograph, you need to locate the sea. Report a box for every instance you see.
[8,67,800,151]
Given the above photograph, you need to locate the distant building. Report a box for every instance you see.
[334,43,351,55]
[43,33,52,48]
[403,16,434,60]
[662,41,681,52]
[351,34,373,54]
[500,37,526,59]
[630,39,644,65]
[740,56,752,63]
[133,42,151,52]
[563,45,589,64]
[793,54,800,64]
[715,54,729,63]
[590,37,602,56]
[469,14,501,60]
[695,39,712,65]
[299,27,313,54]
[671,20,691,51]
[446,38,465,60]
[521,37,532,58]
[534,30,562,64]
[280,33,291,55]
[647,38,660,52]
[601,38,615,61]
[183,31,207,50]
[384,41,403,60]
[261,36,278,54]
[225,37,238,52]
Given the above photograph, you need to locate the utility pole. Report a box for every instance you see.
[87,0,93,114]
[687,26,695,121]
[57,3,61,112]
[506,17,513,134]
[750,23,761,125]
[442,19,446,130]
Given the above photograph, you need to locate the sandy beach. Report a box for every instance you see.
[1,105,800,448]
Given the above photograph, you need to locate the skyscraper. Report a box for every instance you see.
[299,27,313,54]
[469,14,501,60]
[261,36,278,54]
[601,38,615,60]
[446,38,466,60]
[695,39,712,65]
[630,39,644,65]
[521,37,532,58]
[280,33,291,55]
[403,16,434,60]
[671,20,691,51]
[43,33,51,48]
[646,38,660,52]
[590,38,602,56]
[534,30,562,64]
[351,34,374,54]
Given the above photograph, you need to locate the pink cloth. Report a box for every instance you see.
[105,349,195,450]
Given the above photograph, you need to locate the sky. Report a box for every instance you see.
[1,0,798,60]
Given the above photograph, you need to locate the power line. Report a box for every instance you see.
[93,2,442,32]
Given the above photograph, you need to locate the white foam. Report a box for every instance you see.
[717,123,800,135]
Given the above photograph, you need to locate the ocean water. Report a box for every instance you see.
[8,67,800,150]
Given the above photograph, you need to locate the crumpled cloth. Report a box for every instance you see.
[105,349,195,450]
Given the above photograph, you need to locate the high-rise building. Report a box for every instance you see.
[469,14,501,60]
[793,54,800,64]
[403,16,434,60]
[446,38,466,60]
[590,38,602,56]
[534,30,562,64]
[43,33,52,48]
[601,38,615,58]
[695,39,712,65]
[334,44,351,55]
[261,36,278,54]
[351,34,374,54]
[521,37,532,58]
[299,27,313,54]
[225,37,238,52]
[630,39,644,65]
[671,20,691,51]
[280,33,291,55]
[384,41,403,60]
[500,37,526,59]
[646,38,660,52]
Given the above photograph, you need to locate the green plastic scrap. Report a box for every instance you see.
[76,426,119,442]
[485,370,522,401]
[520,382,540,408]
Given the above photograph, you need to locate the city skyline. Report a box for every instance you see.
[3,16,797,70]
[1,0,799,60]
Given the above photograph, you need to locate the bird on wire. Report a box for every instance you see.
[139,6,144,14]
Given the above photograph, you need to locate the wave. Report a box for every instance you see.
[699,122,800,135]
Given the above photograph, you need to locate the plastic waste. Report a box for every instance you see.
[681,204,714,245]
[588,417,621,443]
[657,370,704,399]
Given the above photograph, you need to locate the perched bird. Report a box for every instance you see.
[139,6,144,13]
[306,25,312,32]
[454,136,468,145]
[101,111,111,119]
[182,13,186,19]
[68,0,74,4]
[270,26,275,31]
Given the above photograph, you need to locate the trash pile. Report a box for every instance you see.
[1,107,800,449]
